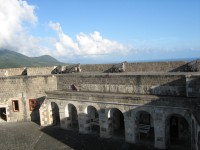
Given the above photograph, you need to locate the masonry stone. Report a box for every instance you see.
[1,61,200,149]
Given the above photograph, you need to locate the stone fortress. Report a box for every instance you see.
[1,60,200,150]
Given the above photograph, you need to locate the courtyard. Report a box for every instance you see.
[0,122,190,150]
[0,122,155,150]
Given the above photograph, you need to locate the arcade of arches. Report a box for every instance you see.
[40,101,194,150]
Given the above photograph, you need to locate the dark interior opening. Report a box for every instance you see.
[88,106,100,133]
[51,102,60,125]
[0,107,7,121]
[168,115,191,149]
[111,108,125,137]
[69,104,78,128]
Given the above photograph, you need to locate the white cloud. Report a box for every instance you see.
[0,0,132,62]
[0,0,39,53]
[49,22,131,58]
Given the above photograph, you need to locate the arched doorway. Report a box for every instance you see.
[51,102,60,125]
[67,104,78,128]
[87,106,100,133]
[135,111,154,146]
[166,114,191,149]
[108,108,125,138]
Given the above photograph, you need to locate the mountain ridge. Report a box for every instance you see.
[0,50,66,69]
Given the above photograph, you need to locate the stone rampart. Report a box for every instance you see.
[0,61,189,77]
[0,68,25,77]
[81,61,188,72]
[0,67,54,77]
[57,73,186,96]
[186,75,200,97]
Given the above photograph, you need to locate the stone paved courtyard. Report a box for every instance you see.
[0,122,188,150]
[0,122,156,150]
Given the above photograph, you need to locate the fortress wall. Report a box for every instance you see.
[0,68,25,77]
[0,75,57,99]
[81,61,188,72]
[0,67,54,77]
[186,75,200,97]
[0,75,57,122]
[0,61,188,77]
[57,74,186,96]
[27,67,54,75]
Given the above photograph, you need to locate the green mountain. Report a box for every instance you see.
[0,50,66,68]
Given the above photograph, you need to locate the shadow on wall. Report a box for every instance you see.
[169,60,200,72]
[40,113,152,150]
[169,63,188,72]
[39,96,197,150]
[30,96,46,125]
[39,76,200,150]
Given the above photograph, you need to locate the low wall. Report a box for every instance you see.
[57,74,186,96]
[0,68,24,77]
[0,67,54,77]
[81,61,188,72]
[186,75,200,97]
[0,61,189,77]
[27,67,54,76]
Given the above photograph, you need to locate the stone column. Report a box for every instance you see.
[39,101,53,126]
[59,104,69,130]
[78,113,91,134]
[154,110,166,149]
[99,117,112,138]
[77,105,91,134]
[124,113,137,144]
[98,109,112,138]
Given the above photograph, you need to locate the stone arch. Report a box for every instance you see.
[86,105,100,133]
[85,104,100,115]
[49,102,60,125]
[65,103,78,128]
[107,108,125,138]
[135,110,155,146]
[165,113,191,149]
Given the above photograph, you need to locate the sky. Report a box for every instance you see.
[0,0,200,63]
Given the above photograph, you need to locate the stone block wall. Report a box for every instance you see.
[81,61,188,72]
[186,75,200,97]
[27,67,54,76]
[0,75,57,122]
[0,61,189,77]
[57,74,186,96]
[0,68,24,77]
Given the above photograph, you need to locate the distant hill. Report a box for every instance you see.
[0,50,66,68]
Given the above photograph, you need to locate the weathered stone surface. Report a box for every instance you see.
[1,61,200,150]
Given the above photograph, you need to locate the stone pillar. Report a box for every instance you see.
[99,116,112,138]
[124,118,137,144]
[39,101,53,126]
[59,105,69,130]
[98,109,111,138]
[78,113,91,134]
[154,110,166,149]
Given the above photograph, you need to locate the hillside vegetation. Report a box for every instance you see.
[0,50,66,68]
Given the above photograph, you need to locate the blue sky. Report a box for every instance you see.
[0,0,200,63]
